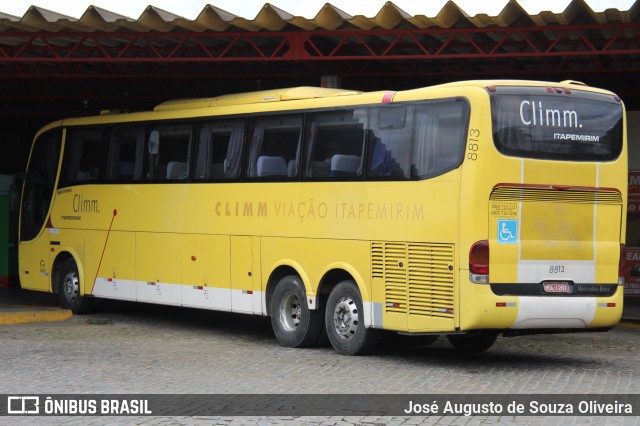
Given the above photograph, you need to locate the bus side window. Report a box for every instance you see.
[146,124,192,181]
[246,115,302,179]
[304,108,367,179]
[195,120,245,180]
[61,129,107,186]
[106,126,144,182]
[367,106,413,179]
[412,101,468,180]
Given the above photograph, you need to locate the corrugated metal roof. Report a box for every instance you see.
[2,0,640,119]
[0,0,638,33]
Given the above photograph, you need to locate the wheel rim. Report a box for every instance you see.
[62,270,80,304]
[278,290,301,332]
[333,296,359,340]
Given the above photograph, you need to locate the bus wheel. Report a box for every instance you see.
[270,275,323,348]
[58,258,92,314]
[325,280,378,355]
[447,333,497,353]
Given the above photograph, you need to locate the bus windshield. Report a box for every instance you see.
[490,86,623,162]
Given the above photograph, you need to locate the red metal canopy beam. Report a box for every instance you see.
[298,24,640,60]
[2,22,640,115]
[0,22,638,69]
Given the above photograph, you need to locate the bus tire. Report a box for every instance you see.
[447,333,497,353]
[325,280,378,355]
[58,258,92,314]
[270,275,323,348]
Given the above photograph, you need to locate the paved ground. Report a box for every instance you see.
[0,298,639,425]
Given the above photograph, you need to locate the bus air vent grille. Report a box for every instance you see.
[372,241,454,318]
[490,186,622,204]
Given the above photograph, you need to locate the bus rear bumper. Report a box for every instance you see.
[459,284,623,331]
[509,295,621,329]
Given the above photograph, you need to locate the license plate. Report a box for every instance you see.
[543,281,571,294]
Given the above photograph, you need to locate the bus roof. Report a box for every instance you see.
[153,86,362,111]
[153,80,612,112]
[42,79,617,136]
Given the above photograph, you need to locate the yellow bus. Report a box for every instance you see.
[18,80,626,355]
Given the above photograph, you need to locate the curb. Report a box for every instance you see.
[0,305,72,325]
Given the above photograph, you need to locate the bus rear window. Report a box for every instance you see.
[490,87,623,162]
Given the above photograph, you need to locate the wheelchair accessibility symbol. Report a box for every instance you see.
[497,220,518,244]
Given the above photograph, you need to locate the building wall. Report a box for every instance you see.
[629,111,640,172]
[628,112,640,250]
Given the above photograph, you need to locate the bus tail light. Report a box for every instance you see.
[469,240,489,284]
[619,243,626,285]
